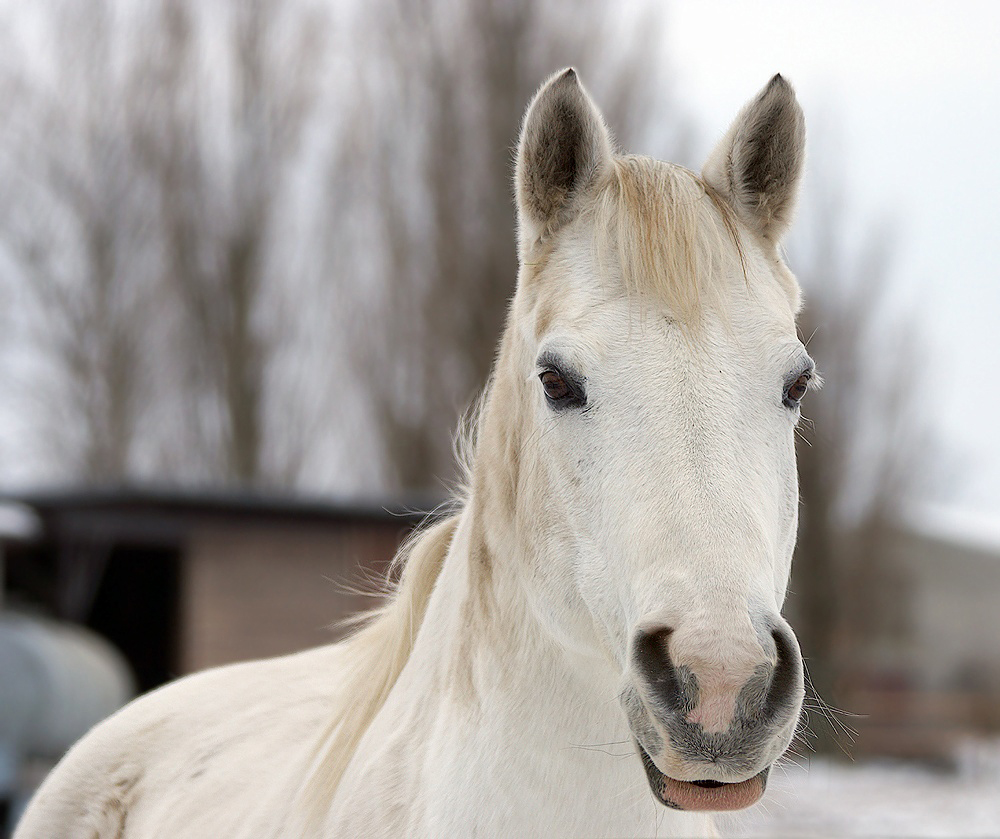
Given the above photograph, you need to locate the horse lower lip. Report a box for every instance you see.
[659,775,765,811]
[637,745,768,811]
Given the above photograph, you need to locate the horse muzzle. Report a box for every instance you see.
[621,620,804,811]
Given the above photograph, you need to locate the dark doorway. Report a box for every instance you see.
[85,546,181,693]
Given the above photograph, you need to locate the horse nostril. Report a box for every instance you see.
[632,626,688,715]
[763,624,803,724]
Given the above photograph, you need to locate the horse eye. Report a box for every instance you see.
[784,373,811,408]
[540,371,572,401]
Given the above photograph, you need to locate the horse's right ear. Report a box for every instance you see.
[515,69,613,258]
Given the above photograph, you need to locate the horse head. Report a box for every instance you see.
[482,68,811,812]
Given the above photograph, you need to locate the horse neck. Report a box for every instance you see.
[425,501,617,703]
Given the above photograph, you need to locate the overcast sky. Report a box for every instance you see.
[663,0,1000,515]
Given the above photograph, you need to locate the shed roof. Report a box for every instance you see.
[0,486,442,548]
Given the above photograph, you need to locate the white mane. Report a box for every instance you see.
[297,513,458,818]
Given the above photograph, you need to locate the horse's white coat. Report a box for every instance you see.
[15,70,811,838]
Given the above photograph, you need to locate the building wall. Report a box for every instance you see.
[893,528,1000,691]
[179,519,415,673]
[841,526,1000,759]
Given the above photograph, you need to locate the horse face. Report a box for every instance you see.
[521,253,809,806]
[511,70,809,810]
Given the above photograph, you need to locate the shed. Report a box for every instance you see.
[0,488,433,692]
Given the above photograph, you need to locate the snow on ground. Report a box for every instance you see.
[719,740,1000,838]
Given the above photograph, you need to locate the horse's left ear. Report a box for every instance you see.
[515,68,614,258]
[702,75,805,245]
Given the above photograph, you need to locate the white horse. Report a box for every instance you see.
[16,69,813,838]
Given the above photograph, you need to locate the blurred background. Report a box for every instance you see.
[0,0,998,835]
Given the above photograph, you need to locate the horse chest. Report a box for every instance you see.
[330,682,711,838]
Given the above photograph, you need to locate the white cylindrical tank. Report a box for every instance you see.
[0,611,134,759]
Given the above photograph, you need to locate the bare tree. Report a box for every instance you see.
[0,0,335,488]
[126,0,331,485]
[0,0,159,482]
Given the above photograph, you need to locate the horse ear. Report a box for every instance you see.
[515,68,613,257]
[702,75,805,245]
